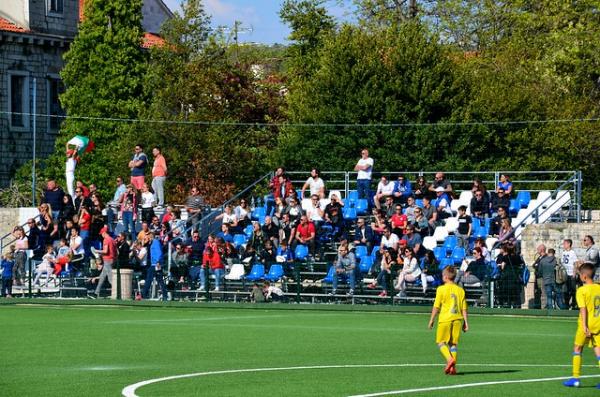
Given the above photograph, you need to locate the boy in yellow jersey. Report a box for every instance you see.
[428,266,468,375]
[563,262,600,388]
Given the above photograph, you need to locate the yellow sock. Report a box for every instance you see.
[573,353,581,378]
[450,346,458,363]
[439,344,452,362]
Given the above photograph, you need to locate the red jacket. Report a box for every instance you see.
[271,176,293,199]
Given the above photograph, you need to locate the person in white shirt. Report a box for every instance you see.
[263,281,285,302]
[561,238,579,309]
[140,184,156,224]
[354,148,374,201]
[374,176,395,209]
[65,149,78,199]
[305,195,324,230]
[395,248,421,297]
[302,168,325,199]
[380,226,399,256]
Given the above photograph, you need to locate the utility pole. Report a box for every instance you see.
[215,21,253,58]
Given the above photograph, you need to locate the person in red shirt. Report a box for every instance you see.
[200,244,225,292]
[93,226,116,298]
[294,215,316,255]
[75,181,90,198]
[390,204,408,238]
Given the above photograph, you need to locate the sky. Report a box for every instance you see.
[162,0,354,45]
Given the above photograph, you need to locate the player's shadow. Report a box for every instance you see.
[455,369,521,376]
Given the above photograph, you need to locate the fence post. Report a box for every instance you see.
[295,263,301,304]
[28,257,32,298]
[577,171,582,223]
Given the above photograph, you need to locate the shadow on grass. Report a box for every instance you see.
[454,369,521,376]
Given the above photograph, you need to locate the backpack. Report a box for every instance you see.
[555,262,568,285]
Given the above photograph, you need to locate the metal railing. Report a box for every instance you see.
[0,214,41,255]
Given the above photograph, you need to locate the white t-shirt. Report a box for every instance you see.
[65,158,76,173]
[356,157,374,180]
[381,233,399,249]
[305,177,325,197]
[141,191,154,208]
[377,181,394,195]
[222,213,237,225]
[561,249,578,276]
[306,205,323,222]
[71,236,84,255]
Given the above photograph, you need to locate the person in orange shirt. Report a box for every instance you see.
[151,146,167,208]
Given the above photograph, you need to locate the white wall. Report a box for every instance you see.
[0,0,30,30]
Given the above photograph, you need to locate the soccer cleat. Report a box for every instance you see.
[563,378,580,387]
[448,366,457,375]
[444,358,456,375]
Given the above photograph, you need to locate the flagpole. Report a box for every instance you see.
[32,77,36,207]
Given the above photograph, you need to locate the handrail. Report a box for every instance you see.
[167,172,273,273]
[498,174,580,245]
[0,213,41,255]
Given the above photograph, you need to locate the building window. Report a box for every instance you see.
[49,0,64,14]
[9,74,29,129]
[47,78,65,130]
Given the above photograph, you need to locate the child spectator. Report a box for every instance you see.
[1,251,15,298]
[250,282,265,303]
[33,245,56,287]
[263,281,285,302]
[456,206,472,250]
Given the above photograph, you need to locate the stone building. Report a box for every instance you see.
[0,0,172,187]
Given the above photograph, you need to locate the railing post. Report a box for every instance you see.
[345,172,350,200]
[28,257,32,298]
[577,171,582,223]
[295,262,301,304]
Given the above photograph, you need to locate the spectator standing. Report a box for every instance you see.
[42,180,64,220]
[93,226,116,298]
[140,184,155,224]
[115,232,131,269]
[537,245,563,309]
[151,147,167,208]
[65,149,78,198]
[456,206,472,250]
[128,144,148,190]
[143,234,167,301]
[562,239,579,309]
[73,187,92,215]
[120,185,138,240]
[578,235,599,277]
[26,219,41,257]
[301,168,325,199]
[354,149,374,201]
[1,251,15,297]
[185,186,206,229]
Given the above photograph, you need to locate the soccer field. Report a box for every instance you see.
[0,302,596,397]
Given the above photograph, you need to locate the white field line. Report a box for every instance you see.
[348,374,600,396]
[121,363,593,397]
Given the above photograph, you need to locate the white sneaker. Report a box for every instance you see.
[198,287,206,292]
[346,290,354,296]
[212,287,220,292]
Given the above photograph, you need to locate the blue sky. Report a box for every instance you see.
[162,0,353,45]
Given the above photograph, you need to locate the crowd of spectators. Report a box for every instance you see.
[0,146,589,308]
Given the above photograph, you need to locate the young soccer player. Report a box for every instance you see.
[428,266,469,375]
[563,262,600,388]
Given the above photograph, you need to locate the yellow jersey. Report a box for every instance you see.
[576,283,600,334]
[433,283,467,323]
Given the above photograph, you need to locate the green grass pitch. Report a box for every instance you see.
[1,302,597,396]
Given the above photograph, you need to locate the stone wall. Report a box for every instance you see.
[0,34,69,186]
[29,0,79,37]
[520,221,600,308]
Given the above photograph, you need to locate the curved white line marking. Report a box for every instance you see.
[349,374,600,396]
[121,363,594,397]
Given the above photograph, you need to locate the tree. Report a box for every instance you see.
[42,0,148,199]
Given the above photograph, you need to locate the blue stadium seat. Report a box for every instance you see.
[343,199,356,208]
[488,260,500,279]
[296,189,303,199]
[233,234,247,249]
[264,264,284,282]
[252,207,266,221]
[443,235,458,253]
[244,224,253,238]
[245,264,265,281]
[323,265,336,284]
[355,199,368,215]
[433,246,447,261]
[509,199,520,216]
[343,207,358,222]
[439,257,454,270]
[473,223,488,238]
[348,190,359,202]
[451,247,466,265]
[370,246,380,261]
[415,199,424,208]
[354,245,368,259]
[294,244,309,261]
[516,191,531,208]
[359,256,374,273]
